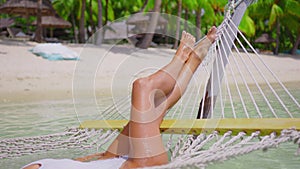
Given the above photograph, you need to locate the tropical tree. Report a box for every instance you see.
[46,0,300,54]
[282,0,300,55]
[159,0,176,44]
[207,0,227,26]
[111,0,144,17]
[52,0,81,43]
[238,9,256,38]
[193,0,215,40]
[95,0,103,45]
[248,0,300,55]
[173,0,182,49]
[87,0,95,36]
[136,0,162,49]
[79,0,86,43]
[34,0,43,42]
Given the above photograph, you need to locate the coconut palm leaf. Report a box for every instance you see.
[268,4,283,28]
[239,10,255,37]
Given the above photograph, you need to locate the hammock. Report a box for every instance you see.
[1,0,300,168]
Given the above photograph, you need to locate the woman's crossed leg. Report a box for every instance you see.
[120,27,217,168]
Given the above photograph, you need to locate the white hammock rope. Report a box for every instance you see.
[145,129,300,169]
[0,0,299,168]
[198,45,216,119]
[227,17,300,116]
[0,128,118,159]
[228,20,279,118]
[1,128,299,166]
[222,26,263,117]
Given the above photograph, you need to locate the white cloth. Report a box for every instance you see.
[31,43,79,60]
[21,158,126,169]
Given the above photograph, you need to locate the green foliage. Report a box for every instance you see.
[111,0,143,18]
[254,0,299,53]
[239,10,255,37]
[269,4,283,28]
[144,0,155,12]
[52,0,79,21]
[198,0,215,25]
[8,0,295,53]
[285,0,300,18]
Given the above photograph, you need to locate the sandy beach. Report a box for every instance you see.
[0,39,299,103]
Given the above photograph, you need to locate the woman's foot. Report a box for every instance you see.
[207,26,218,43]
[192,26,217,61]
[175,31,196,62]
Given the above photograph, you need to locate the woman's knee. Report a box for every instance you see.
[132,77,153,92]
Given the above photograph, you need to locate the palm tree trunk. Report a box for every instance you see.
[136,0,162,49]
[79,0,86,43]
[195,9,202,41]
[173,0,182,49]
[96,0,103,45]
[105,0,109,25]
[97,0,103,28]
[291,31,300,55]
[164,2,169,45]
[71,13,78,43]
[139,0,149,12]
[34,0,43,43]
[274,19,280,55]
[184,8,188,31]
[89,0,95,34]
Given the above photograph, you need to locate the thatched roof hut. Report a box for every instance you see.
[0,18,14,28]
[32,15,71,28]
[254,33,275,44]
[126,12,168,25]
[0,0,55,16]
[126,13,168,35]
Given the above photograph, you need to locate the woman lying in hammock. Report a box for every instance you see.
[23,27,217,169]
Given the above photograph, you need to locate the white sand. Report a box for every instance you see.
[0,40,299,103]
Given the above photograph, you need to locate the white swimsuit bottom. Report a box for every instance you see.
[21,158,126,169]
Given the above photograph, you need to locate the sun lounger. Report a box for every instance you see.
[6,27,31,41]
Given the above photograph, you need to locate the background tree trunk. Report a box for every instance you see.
[105,0,109,25]
[184,8,188,31]
[96,0,103,45]
[89,0,95,35]
[164,2,169,45]
[139,0,149,12]
[136,0,162,49]
[291,32,300,55]
[173,0,182,49]
[196,9,202,41]
[274,19,280,55]
[34,0,43,43]
[79,0,86,43]
[71,13,78,43]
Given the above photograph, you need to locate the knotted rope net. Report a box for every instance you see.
[1,128,299,168]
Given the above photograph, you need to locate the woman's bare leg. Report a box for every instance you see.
[121,27,217,169]
[145,31,195,103]
[165,26,217,109]
[97,31,195,159]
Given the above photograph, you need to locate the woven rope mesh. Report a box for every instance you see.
[1,128,299,168]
